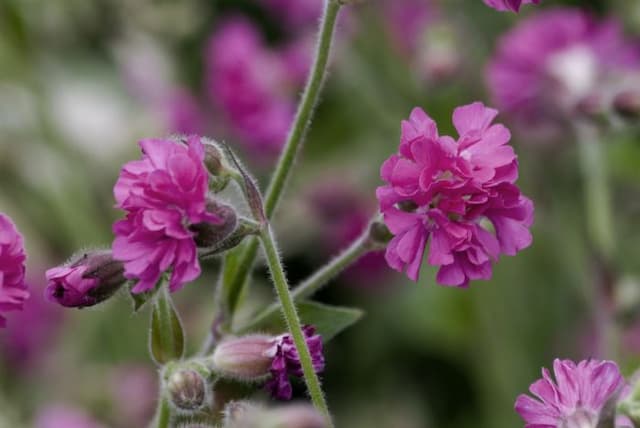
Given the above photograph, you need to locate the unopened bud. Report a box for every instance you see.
[203,140,225,176]
[613,90,640,120]
[224,403,327,428]
[45,250,126,308]
[212,335,274,380]
[368,220,393,248]
[192,200,237,248]
[167,369,207,411]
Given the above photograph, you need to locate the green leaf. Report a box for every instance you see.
[149,287,185,366]
[130,288,156,312]
[245,301,364,342]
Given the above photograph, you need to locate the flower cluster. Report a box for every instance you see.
[266,325,325,401]
[112,136,221,293]
[487,8,640,135]
[205,18,310,156]
[515,359,626,428]
[0,213,28,327]
[377,102,533,287]
[483,0,540,12]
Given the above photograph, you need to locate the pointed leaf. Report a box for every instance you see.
[149,287,185,365]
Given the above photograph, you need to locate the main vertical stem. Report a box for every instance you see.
[223,0,342,317]
[152,396,170,428]
[576,123,617,359]
[259,226,333,427]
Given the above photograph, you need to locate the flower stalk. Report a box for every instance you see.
[258,226,333,427]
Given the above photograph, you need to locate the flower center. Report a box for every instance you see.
[546,45,598,102]
[560,409,598,428]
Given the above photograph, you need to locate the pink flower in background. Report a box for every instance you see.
[259,0,322,30]
[308,181,389,286]
[35,405,105,428]
[377,102,533,287]
[382,0,436,54]
[112,136,220,293]
[483,0,540,12]
[515,359,625,428]
[163,89,205,135]
[206,18,310,157]
[0,213,28,327]
[110,365,157,427]
[266,325,325,401]
[487,8,640,136]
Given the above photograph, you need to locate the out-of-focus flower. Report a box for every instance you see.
[213,326,325,401]
[110,365,157,428]
[377,102,533,286]
[112,136,221,293]
[205,17,310,157]
[515,359,625,428]
[382,0,436,55]
[259,0,322,31]
[0,213,28,327]
[224,401,327,428]
[266,325,324,401]
[308,180,388,286]
[45,251,125,308]
[1,280,62,369]
[487,8,640,137]
[483,0,540,12]
[34,404,105,428]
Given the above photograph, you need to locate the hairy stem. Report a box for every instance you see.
[238,229,373,334]
[222,0,343,320]
[152,395,170,428]
[259,226,334,427]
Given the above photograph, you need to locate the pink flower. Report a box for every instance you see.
[205,18,309,156]
[377,102,533,287]
[382,0,437,55]
[259,0,322,30]
[515,359,626,428]
[0,213,28,327]
[112,136,221,293]
[483,0,540,12]
[487,8,640,136]
[35,405,105,428]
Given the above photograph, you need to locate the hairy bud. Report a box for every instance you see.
[45,250,126,308]
[212,335,274,380]
[167,369,207,412]
[192,200,238,248]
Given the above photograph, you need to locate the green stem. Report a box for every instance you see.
[238,230,373,334]
[223,0,343,319]
[152,395,170,428]
[259,226,334,427]
[575,123,617,359]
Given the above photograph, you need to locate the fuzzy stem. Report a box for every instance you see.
[223,0,343,319]
[152,395,170,428]
[259,226,334,427]
[575,123,617,359]
[238,229,373,334]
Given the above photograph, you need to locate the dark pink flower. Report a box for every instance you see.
[487,8,640,136]
[205,18,309,157]
[383,0,436,55]
[259,0,322,30]
[265,325,325,401]
[0,213,28,327]
[45,251,125,308]
[377,102,533,287]
[515,359,625,428]
[483,0,540,12]
[112,136,221,293]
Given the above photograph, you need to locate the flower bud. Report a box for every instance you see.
[45,250,126,308]
[203,139,225,176]
[368,220,393,248]
[613,90,640,120]
[167,369,207,411]
[212,335,274,380]
[223,402,327,428]
[191,200,237,248]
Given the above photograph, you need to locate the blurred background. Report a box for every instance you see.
[1,0,639,427]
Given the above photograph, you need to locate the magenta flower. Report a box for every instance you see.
[205,18,309,157]
[483,0,540,12]
[487,8,640,136]
[46,251,125,308]
[515,359,626,428]
[265,325,325,400]
[383,0,436,55]
[259,0,322,30]
[112,136,221,293]
[0,213,28,327]
[377,102,533,287]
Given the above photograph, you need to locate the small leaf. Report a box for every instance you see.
[149,287,185,365]
[242,301,364,342]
